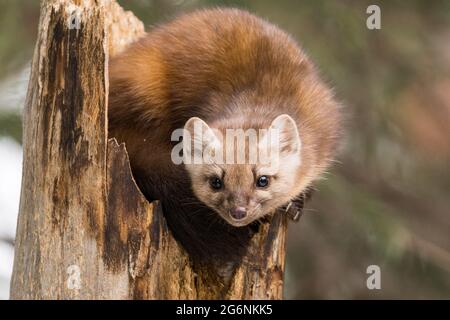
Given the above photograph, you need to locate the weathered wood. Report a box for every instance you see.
[10,0,287,300]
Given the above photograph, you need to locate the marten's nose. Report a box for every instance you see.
[230,207,247,220]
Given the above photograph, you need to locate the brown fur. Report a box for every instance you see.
[108,8,342,262]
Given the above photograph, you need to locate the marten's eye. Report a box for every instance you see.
[256,175,269,188]
[209,177,223,190]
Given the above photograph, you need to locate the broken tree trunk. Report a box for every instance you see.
[10,0,288,300]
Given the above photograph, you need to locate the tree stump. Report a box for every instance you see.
[10,0,288,300]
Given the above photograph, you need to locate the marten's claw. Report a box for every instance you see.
[280,187,315,222]
[283,200,303,222]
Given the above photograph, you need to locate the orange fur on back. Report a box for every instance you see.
[108,8,342,262]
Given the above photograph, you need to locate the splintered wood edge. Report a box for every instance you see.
[106,138,198,299]
[107,138,152,206]
[104,0,146,57]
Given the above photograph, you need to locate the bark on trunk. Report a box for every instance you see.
[10,0,288,300]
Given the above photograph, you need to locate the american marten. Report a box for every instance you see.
[108,8,342,263]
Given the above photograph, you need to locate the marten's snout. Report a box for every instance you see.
[230,207,247,220]
[227,191,250,217]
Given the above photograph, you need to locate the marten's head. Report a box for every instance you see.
[181,114,303,227]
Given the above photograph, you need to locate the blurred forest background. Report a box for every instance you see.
[0,0,449,299]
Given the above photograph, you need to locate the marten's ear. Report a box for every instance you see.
[270,114,301,156]
[183,117,222,164]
